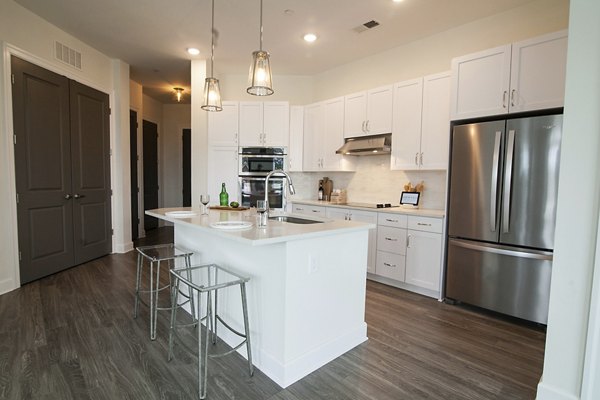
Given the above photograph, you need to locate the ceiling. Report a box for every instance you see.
[15,0,537,104]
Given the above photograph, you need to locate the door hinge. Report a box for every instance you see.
[13,134,16,145]
[109,149,112,156]
[110,189,113,196]
[19,251,22,261]
[16,193,19,204]
[109,108,112,115]
[110,228,114,235]
[11,74,15,85]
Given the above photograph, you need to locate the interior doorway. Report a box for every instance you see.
[182,128,191,207]
[130,110,139,240]
[12,56,112,284]
[143,120,159,230]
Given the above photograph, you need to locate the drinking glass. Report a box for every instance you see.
[256,200,268,227]
[200,194,210,215]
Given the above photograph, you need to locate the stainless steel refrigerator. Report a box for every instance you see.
[445,114,562,324]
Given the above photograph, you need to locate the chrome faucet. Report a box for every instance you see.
[264,170,295,214]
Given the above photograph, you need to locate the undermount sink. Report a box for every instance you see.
[268,215,324,224]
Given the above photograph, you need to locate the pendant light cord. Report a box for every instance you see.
[259,0,263,51]
[210,0,215,77]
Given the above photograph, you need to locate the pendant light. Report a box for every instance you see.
[174,87,184,102]
[201,0,222,111]
[247,0,274,96]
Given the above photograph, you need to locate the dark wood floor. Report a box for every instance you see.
[0,227,546,399]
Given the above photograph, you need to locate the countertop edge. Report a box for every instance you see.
[290,199,446,218]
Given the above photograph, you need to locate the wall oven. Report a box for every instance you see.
[238,147,288,210]
[238,146,287,176]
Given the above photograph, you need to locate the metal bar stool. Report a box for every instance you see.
[133,243,196,340]
[168,263,253,399]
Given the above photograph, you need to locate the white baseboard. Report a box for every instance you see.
[114,241,134,254]
[0,278,17,296]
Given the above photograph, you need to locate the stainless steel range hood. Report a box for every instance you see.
[335,134,391,156]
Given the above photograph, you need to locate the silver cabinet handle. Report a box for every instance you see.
[383,262,397,268]
[365,120,370,132]
[348,213,352,221]
[311,210,320,213]
[417,222,431,226]
[503,130,515,233]
[296,207,304,211]
[490,131,502,232]
[407,234,412,248]
[511,89,516,107]
[361,121,365,132]
[450,239,553,261]
[386,218,398,223]
[420,152,423,166]
[64,194,72,200]
[502,91,507,108]
[414,152,419,166]
[384,237,398,241]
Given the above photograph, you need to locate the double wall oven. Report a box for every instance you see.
[238,147,288,210]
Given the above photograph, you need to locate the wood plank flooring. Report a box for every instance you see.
[0,227,546,399]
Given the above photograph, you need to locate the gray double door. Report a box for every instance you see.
[12,56,112,284]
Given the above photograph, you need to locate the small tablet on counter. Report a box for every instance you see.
[400,191,420,207]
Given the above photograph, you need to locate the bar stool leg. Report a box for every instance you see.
[149,260,155,340]
[199,291,210,399]
[212,289,218,344]
[168,275,181,361]
[133,252,143,318]
[185,255,197,323]
[151,259,162,340]
[240,282,254,377]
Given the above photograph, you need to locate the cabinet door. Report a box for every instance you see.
[405,230,442,292]
[450,45,511,120]
[288,106,304,172]
[322,97,349,171]
[208,101,238,146]
[263,101,290,146]
[303,103,323,171]
[207,146,239,207]
[239,102,263,146]
[420,72,451,170]
[326,207,349,220]
[349,210,378,274]
[366,85,393,135]
[509,30,568,113]
[343,92,367,138]
[391,78,423,170]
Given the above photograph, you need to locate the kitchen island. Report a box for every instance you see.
[146,207,374,388]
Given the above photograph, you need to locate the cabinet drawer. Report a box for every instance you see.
[293,204,326,216]
[377,225,407,255]
[377,213,407,228]
[376,251,406,281]
[407,216,443,233]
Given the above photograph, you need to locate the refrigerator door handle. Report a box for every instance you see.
[503,130,516,233]
[490,131,502,232]
[450,239,553,261]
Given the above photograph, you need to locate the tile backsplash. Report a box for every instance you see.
[289,155,447,210]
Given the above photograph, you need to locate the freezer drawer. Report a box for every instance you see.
[446,239,552,324]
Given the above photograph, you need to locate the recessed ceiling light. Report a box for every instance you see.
[303,33,317,43]
[392,0,404,3]
[187,47,200,56]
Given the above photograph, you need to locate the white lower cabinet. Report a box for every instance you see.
[405,216,443,293]
[375,251,406,282]
[292,204,326,217]
[326,207,377,273]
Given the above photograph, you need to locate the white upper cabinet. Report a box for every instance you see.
[450,30,568,120]
[288,106,304,172]
[208,101,239,146]
[391,72,450,171]
[303,98,354,172]
[509,30,568,113]
[344,85,393,138]
[239,101,290,147]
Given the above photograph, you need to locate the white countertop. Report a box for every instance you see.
[291,199,446,218]
[146,207,375,246]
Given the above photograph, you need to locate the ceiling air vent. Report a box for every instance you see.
[54,41,82,70]
[353,20,380,33]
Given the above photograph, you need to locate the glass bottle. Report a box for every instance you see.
[219,182,229,206]
[318,182,324,201]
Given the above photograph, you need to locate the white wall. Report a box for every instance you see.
[130,80,143,237]
[312,0,570,100]
[0,0,130,294]
[537,0,600,399]
[162,104,191,207]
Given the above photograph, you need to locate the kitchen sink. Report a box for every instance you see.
[268,215,324,224]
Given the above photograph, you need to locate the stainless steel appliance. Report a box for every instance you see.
[446,114,562,324]
[238,146,287,176]
[238,147,289,210]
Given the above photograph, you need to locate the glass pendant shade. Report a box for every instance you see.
[201,77,222,111]
[247,50,273,96]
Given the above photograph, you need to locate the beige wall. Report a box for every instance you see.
[313,0,570,101]
[162,104,191,207]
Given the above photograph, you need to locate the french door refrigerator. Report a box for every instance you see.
[446,114,562,324]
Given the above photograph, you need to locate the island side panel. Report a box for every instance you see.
[282,229,369,387]
[173,223,288,383]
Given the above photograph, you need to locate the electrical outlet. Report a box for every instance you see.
[308,255,318,274]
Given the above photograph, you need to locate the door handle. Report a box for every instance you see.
[384,237,398,241]
[407,234,412,248]
[361,121,366,133]
[450,239,553,261]
[64,194,72,200]
[510,90,516,107]
[503,130,515,233]
[502,91,507,108]
[420,152,423,166]
[365,120,370,132]
[490,131,502,232]
[73,194,85,199]
[383,262,397,268]
[414,152,419,166]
